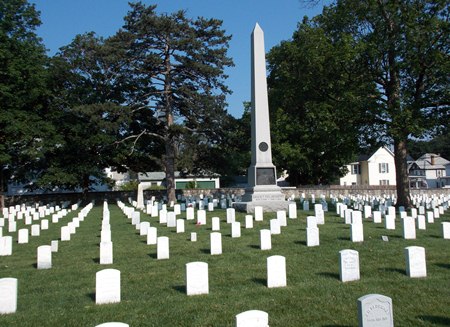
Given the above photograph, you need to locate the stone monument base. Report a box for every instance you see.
[233,185,292,213]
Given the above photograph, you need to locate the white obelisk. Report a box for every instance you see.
[234,23,289,213]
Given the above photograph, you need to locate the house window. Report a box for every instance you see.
[379,163,389,174]
[379,180,389,185]
[351,164,360,175]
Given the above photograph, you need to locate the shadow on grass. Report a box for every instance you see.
[87,292,95,302]
[322,325,352,327]
[249,244,260,249]
[251,277,266,286]
[294,240,307,246]
[172,285,186,294]
[200,248,210,254]
[317,272,340,280]
[379,267,405,275]
[429,235,442,239]
[436,263,450,269]
[337,237,349,241]
[417,315,450,325]
[92,258,100,264]
[148,253,157,259]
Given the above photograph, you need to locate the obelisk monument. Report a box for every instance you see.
[234,23,289,213]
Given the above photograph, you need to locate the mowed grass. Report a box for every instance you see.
[0,201,449,327]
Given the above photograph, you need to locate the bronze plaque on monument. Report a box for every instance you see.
[256,168,276,185]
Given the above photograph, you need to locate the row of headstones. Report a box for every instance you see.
[337,203,450,240]
[1,272,394,327]
[0,202,76,241]
[36,202,94,269]
[123,199,303,256]
[0,204,79,256]
[337,193,450,215]
[94,310,270,327]
[100,202,113,264]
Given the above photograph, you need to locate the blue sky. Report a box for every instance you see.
[30,0,328,118]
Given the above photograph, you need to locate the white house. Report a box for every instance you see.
[340,147,396,186]
[408,153,449,188]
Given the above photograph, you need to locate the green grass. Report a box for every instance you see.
[1,202,449,326]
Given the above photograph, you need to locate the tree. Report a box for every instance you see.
[267,17,378,185]
[38,33,133,195]
[317,0,449,207]
[113,2,233,202]
[0,0,52,206]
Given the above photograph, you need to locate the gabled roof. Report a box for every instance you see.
[414,153,449,170]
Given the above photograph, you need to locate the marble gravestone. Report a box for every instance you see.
[0,277,18,314]
[233,23,290,213]
[358,294,393,327]
[235,310,269,327]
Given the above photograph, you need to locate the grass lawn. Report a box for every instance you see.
[0,201,449,326]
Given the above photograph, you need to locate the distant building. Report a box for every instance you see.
[340,147,396,186]
[408,153,450,188]
[138,171,220,189]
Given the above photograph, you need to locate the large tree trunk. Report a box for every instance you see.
[165,138,176,204]
[394,138,411,208]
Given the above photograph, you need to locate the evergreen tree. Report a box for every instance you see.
[113,2,233,202]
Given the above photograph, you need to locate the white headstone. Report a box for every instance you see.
[101,229,111,243]
[96,269,121,304]
[245,215,254,229]
[140,222,150,236]
[260,229,271,250]
[351,222,364,243]
[31,224,40,236]
[267,255,286,288]
[226,208,235,223]
[0,278,18,314]
[364,205,372,219]
[157,236,169,260]
[147,227,157,245]
[417,215,426,230]
[443,222,450,239]
[254,206,263,221]
[18,228,29,244]
[373,211,382,223]
[276,210,287,226]
[210,232,222,255]
[231,222,241,238]
[100,241,113,265]
[339,249,360,282]
[0,236,13,256]
[405,246,426,278]
[306,216,317,229]
[40,219,49,230]
[190,232,197,242]
[95,323,129,327]
[37,245,52,269]
[51,240,58,252]
[176,219,185,233]
[235,310,269,327]
[212,217,220,231]
[186,262,209,296]
[426,211,434,223]
[357,294,393,327]
[61,226,71,241]
[402,217,416,239]
[270,219,281,235]
[197,210,206,225]
[306,227,320,247]
[159,209,167,224]
[385,215,396,230]
[288,203,297,219]
[186,207,195,220]
[167,212,177,227]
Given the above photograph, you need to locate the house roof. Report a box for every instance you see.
[138,170,219,181]
[413,153,449,170]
